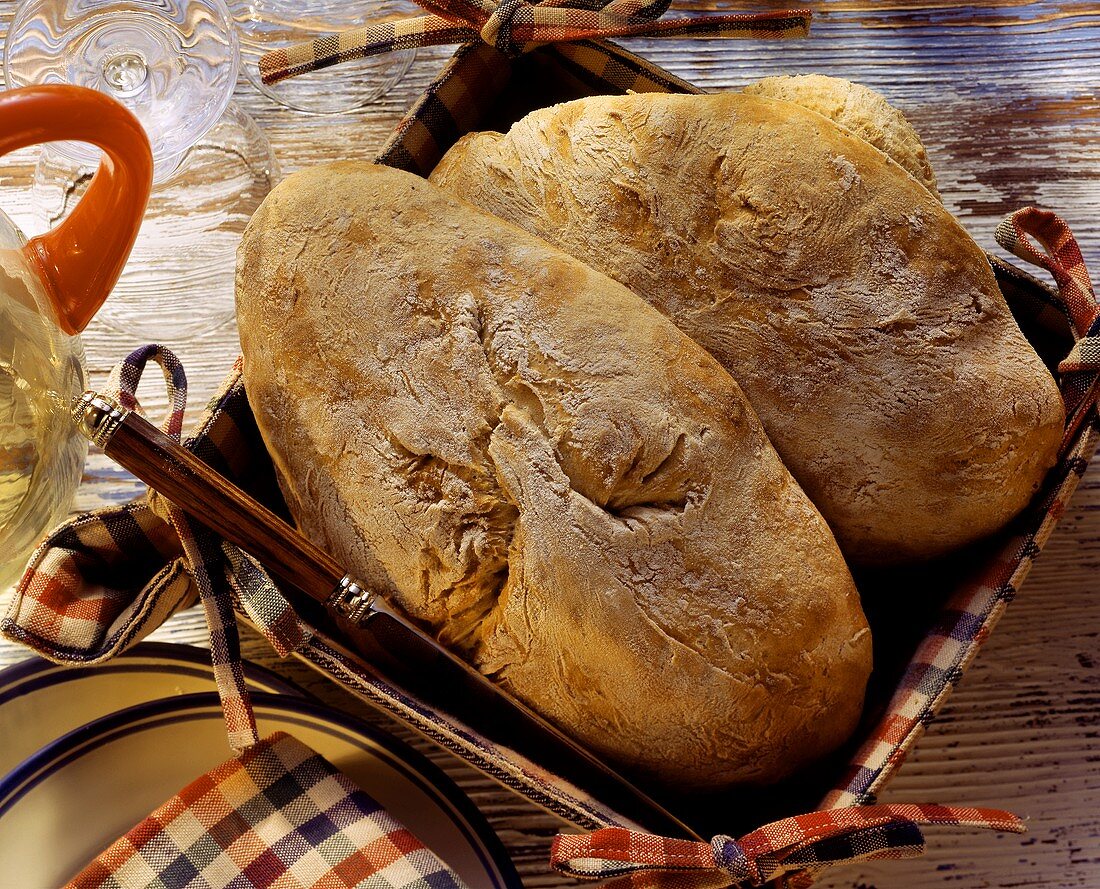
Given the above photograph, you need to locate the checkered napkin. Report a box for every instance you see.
[257,0,810,86]
[67,731,469,889]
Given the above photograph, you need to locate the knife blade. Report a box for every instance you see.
[71,390,702,839]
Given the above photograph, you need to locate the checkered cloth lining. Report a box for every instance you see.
[54,349,467,886]
[549,806,1024,888]
[374,38,706,178]
[67,731,468,889]
[126,348,260,750]
[5,349,313,668]
[257,0,809,85]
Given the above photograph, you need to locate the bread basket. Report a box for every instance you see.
[6,11,1099,887]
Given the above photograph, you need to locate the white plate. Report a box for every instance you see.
[0,692,520,888]
[0,642,303,777]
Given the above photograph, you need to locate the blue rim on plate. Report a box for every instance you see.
[0,641,308,778]
[0,641,305,707]
[0,690,522,888]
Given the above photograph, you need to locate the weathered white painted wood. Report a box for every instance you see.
[1,2,1097,885]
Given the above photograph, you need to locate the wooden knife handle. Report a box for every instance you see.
[71,392,375,622]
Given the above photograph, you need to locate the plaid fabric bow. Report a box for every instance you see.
[551,805,1025,888]
[996,208,1100,448]
[259,0,810,84]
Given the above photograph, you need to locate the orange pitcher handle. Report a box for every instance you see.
[0,85,152,335]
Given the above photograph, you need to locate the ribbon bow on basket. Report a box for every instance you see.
[259,0,810,85]
[551,804,1025,888]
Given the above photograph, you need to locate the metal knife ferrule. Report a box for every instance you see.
[329,574,375,623]
[71,391,130,448]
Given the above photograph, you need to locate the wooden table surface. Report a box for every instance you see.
[1,1,1098,886]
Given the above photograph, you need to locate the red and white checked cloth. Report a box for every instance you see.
[257,0,810,84]
[996,206,1100,442]
[69,732,469,889]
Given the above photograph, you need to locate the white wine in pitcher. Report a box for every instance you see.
[0,253,86,591]
[0,85,152,590]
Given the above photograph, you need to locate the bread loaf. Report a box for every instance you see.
[742,75,940,197]
[236,162,872,789]
[429,90,1064,564]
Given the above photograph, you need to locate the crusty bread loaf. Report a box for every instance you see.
[742,75,940,197]
[237,161,872,789]
[429,91,1064,564]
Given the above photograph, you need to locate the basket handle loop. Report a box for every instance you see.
[996,209,1100,444]
[995,208,1098,337]
[105,344,188,439]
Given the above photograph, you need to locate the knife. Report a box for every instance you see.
[71,390,701,840]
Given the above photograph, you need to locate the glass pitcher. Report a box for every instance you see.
[0,85,151,590]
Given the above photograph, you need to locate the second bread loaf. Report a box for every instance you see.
[430,90,1065,565]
